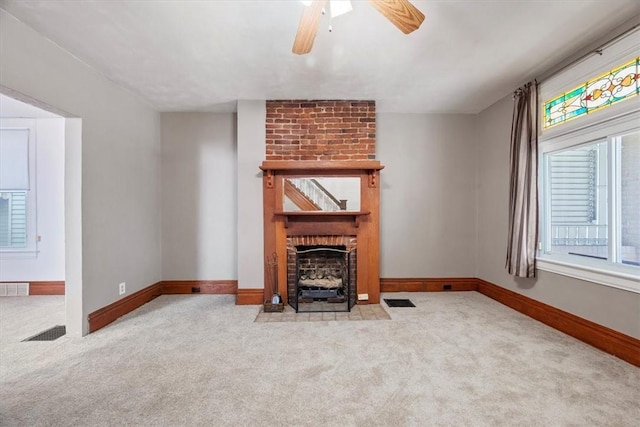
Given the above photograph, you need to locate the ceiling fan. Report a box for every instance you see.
[292,0,425,55]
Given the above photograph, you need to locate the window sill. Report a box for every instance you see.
[0,250,39,260]
[537,256,640,294]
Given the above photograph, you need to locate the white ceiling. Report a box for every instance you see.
[1,0,639,114]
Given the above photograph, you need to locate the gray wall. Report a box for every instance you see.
[476,95,640,339]
[236,100,266,289]
[160,107,265,286]
[160,111,480,283]
[160,113,237,280]
[1,10,162,334]
[377,113,478,278]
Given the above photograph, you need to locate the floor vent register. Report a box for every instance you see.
[23,325,66,342]
[384,299,416,308]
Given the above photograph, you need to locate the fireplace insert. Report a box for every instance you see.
[288,245,356,313]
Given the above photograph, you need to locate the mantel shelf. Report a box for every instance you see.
[275,211,370,216]
[260,160,384,171]
[274,211,370,228]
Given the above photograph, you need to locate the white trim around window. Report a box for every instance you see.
[537,256,640,294]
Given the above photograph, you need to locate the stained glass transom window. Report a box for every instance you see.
[544,57,639,128]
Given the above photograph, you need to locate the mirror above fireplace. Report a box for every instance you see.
[283,177,361,212]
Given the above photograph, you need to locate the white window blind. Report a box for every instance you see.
[549,146,598,225]
[0,129,30,190]
[0,120,37,253]
[0,192,27,248]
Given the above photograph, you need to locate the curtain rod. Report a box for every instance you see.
[537,21,640,84]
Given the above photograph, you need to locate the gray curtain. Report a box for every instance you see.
[506,81,538,278]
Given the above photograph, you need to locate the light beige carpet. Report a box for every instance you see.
[1,292,639,426]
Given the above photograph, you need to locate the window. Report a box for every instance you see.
[546,140,607,259]
[543,57,639,128]
[620,132,640,267]
[542,128,639,260]
[0,122,37,254]
[538,49,640,293]
[0,191,28,248]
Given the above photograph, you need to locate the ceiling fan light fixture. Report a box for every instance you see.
[329,0,352,18]
[300,0,352,18]
[293,0,424,55]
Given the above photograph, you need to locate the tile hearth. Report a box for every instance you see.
[254,304,391,322]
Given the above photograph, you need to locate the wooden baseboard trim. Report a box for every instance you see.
[87,279,242,333]
[380,277,478,293]
[161,280,237,295]
[88,282,162,333]
[30,281,65,295]
[236,288,264,305]
[476,279,640,367]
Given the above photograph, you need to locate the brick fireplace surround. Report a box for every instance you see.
[266,100,376,161]
[261,100,383,306]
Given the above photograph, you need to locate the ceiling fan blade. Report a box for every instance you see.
[368,0,425,34]
[292,0,328,55]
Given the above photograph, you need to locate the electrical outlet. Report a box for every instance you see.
[119,282,126,295]
[358,293,369,301]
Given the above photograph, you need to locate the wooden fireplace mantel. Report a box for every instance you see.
[274,211,371,228]
[260,160,384,171]
[261,160,383,305]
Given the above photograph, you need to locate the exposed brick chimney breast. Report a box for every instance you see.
[266,100,376,161]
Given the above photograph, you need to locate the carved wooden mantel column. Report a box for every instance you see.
[261,160,383,305]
